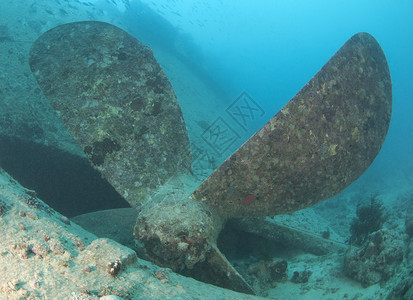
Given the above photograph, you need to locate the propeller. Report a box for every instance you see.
[29,22,391,295]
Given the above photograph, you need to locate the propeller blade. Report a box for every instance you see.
[191,33,392,218]
[29,21,192,208]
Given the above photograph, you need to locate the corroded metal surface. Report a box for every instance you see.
[29,21,192,207]
[192,33,392,217]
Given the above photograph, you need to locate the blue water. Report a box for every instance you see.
[118,0,413,193]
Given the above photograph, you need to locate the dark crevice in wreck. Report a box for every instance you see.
[0,134,130,217]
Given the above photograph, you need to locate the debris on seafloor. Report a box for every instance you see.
[291,269,312,284]
[230,217,348,256]
[344,229,404,287]
[29,21,392,296]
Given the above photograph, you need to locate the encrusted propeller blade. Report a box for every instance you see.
[29,21,192,208]
[191,32,392,218]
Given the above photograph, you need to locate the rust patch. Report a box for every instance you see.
[242,194,256,206]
